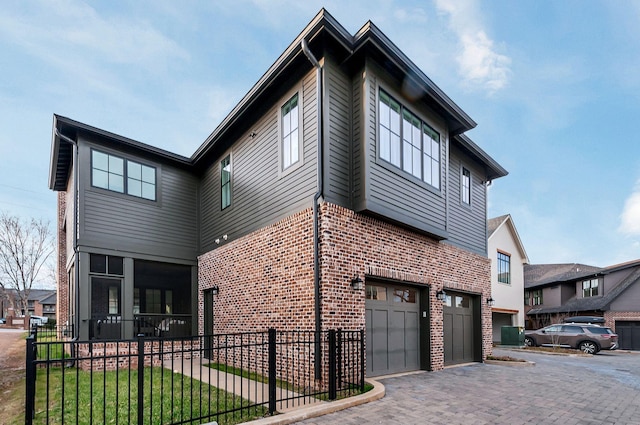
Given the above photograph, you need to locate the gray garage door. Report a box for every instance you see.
[616,321,640,350]
[365,283,421,376]
[443,291,479,365]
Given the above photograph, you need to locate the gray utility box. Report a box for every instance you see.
[501,326,525,346]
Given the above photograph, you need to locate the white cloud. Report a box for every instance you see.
[619,180,640,236]
[434,0,511,95]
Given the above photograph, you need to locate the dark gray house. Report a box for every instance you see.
[49,9,507,374]
[525,260,640,350]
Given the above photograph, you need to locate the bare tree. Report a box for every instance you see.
[0,212,53,315]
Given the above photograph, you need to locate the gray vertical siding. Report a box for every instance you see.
[199,70,318,253]
[77,138,198,260]
[324,55,352,208]
[445,144,488,255]
[358,63,449,237]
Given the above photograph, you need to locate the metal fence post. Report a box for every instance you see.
[328,329,336,400]
[25,335,36,425]
[268,328,277,414]
[336,329,342,390]
[137,334,145,425]
[360,329,365,392]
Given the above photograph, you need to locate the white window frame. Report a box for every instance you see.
[461,167,471,205]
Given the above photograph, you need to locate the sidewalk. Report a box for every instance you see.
[164,356,385,425]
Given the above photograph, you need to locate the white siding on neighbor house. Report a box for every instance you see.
[488,219,526,327]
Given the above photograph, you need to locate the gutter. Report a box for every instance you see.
[301,38,324,381]
[54,128,80,340]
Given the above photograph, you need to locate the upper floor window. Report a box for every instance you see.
[281,93,300,170]
[532,289,543,305]
[378,90,440,189]
[497,251,511,284]
[582,278,599,297]
[91,150,156,201]
[90,254,124,276]
[221,154,231,210]
[462,167,471,204]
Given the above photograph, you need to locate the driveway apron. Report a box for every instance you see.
[296,349,640,425]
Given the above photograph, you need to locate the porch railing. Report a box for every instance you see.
[25,328,365,425]
[89,314,193,340]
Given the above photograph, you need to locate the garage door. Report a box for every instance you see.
[443,291,479,365]
[616,321,640,350]
[365,283,421,376]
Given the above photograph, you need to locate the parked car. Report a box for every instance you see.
[30,315,49,327]
[0,318,5,324]
[524,323,618,354]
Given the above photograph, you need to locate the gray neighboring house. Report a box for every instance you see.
[525,260,640,350]
[49,9,508,374]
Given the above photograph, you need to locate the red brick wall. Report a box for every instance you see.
[57,191,69,329]
[198,202,493,372]
[605,311,640,331]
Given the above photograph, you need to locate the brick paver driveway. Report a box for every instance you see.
[298,348,640,425]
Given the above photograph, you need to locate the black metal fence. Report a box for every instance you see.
[25,328,365,425]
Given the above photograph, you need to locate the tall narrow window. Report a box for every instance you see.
[221,155,231,209]
[462,167,471,204]
[532,289,543,305]
[378,89,440,189]
[497,252,511,284]
[108,286,119,315]
[281,93,300,170]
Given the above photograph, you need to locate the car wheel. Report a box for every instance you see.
[578,341,599,354]
[524,336,535,347]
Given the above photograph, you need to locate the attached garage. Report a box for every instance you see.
[443,291,482,365]
[365,282,429,376]
[615,321,640,350]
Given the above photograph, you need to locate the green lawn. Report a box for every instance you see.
[32,366,267,425]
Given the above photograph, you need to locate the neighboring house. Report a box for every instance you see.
[487,214,529,344]
[525,260,640,350]
[48,9,507,375]
[0,289,56,321]
[28,289,57,321]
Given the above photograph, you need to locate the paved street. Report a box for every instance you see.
[297,349,640,425]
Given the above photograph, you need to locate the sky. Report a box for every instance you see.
[1,0,640,268]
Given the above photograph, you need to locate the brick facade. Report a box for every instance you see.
[198,201,493,374]
[57,191,69,329]
[604,311,640,331]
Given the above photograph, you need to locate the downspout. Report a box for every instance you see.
[301,38,324,381]
[54,129,80,340]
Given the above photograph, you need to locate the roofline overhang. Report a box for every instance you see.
[454,134,508,181]
[49,114,192,191]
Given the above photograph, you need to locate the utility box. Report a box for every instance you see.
[501,326,525,346]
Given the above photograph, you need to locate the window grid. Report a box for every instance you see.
[221,155,231,210]
[282,93,300,170]
[91,149,156,200]
[379,90,440,189]
[497,252,511,284]
[462,168,471,204]
[582,278,599,297]
[532,289,543,305]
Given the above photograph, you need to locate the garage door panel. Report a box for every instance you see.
[443,292,478,365]
[371,309,389,373]
[365,283,421,376]
[616,321,640,350]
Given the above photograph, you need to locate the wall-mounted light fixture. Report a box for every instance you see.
[350,276,364,291]
[211,285,220,296]
[486,297,495,306]
[436,289,446,302]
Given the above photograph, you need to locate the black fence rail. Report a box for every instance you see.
[26,329,365,425]
[88,315,194,340]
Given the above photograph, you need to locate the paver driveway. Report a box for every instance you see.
[297,348,640,425]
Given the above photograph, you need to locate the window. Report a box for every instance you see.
[497,252,511,284]
[90,254,123,275]
[582,278,599,297]
[108,286,119,315]
[221,154,231,209]
[281,93,300,170]
[146,289,162,314]
[524,290,530,306]
[91,150,156,200]
[532,289,543,306]
[365,285,387,300]
[393,288,416,303]
[378,90,440,189]
[462,167,471,204]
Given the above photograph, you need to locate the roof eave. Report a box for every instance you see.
[454,134,508,181]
